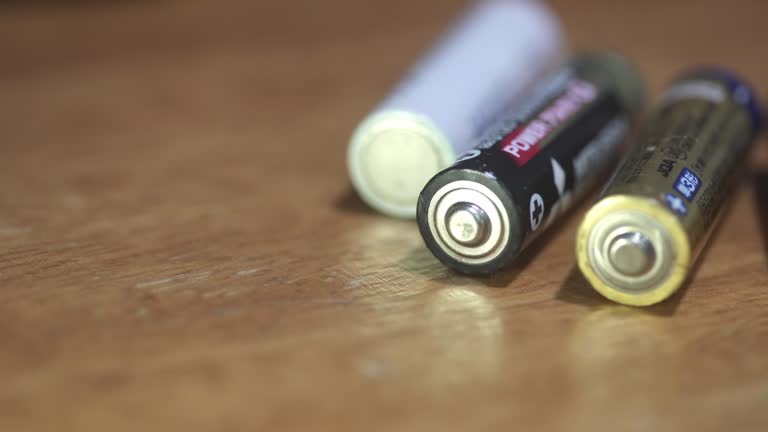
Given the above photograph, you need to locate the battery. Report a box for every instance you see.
[416,52,645,275]
[576,67,764,306]
[347,0,564,218]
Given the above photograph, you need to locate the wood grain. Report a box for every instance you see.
[0,0,767,430]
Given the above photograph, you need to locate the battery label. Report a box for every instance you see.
[574,115,629,182]
[541,114,630,231]
[674,168,702,201]
[602,73,757,249]
[500,80,598,165]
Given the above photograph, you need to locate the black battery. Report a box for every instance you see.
[417,52,645,275]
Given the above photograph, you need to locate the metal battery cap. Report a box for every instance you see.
[445,202,491,246]
[427,180,510,266]
[576,195,691,307]
[588,214,673,293]
[607,231,657,276]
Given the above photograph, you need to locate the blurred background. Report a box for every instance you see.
[1,1,767,431]
[2,0,766,199]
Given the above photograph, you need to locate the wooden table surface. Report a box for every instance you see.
[1,0,767,430]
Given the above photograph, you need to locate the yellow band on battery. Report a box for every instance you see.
[576,195,691,307]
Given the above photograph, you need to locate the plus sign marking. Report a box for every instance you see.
[664,192,688,216]
[529,193,545,231]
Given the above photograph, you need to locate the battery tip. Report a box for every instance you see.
[607,232,657,277]
[577,196,692,307]
[445,202,491,247]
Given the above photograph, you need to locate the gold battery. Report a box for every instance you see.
[576,68,763,306]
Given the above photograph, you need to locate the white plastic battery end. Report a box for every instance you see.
[348,110,455,219]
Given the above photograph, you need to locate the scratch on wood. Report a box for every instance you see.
[358,359,399,379]
[0,226,32,236]
[236,268,264,276]
[135,278,174,289]
[135,271,211,290]
[346,278,366,289]
[202,286,246,298]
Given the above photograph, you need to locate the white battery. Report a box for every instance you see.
[348,0,566,218]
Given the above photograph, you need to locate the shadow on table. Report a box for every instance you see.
[398,247,479,286]
[753,170,768,265]
[474,215,571,289]
[398,244,543,289]
[554,267,686,317]
[334,186,377,216]
[476,196,598,289]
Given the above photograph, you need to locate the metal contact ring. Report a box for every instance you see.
[427,180,510,266]
[587,211,674,293]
